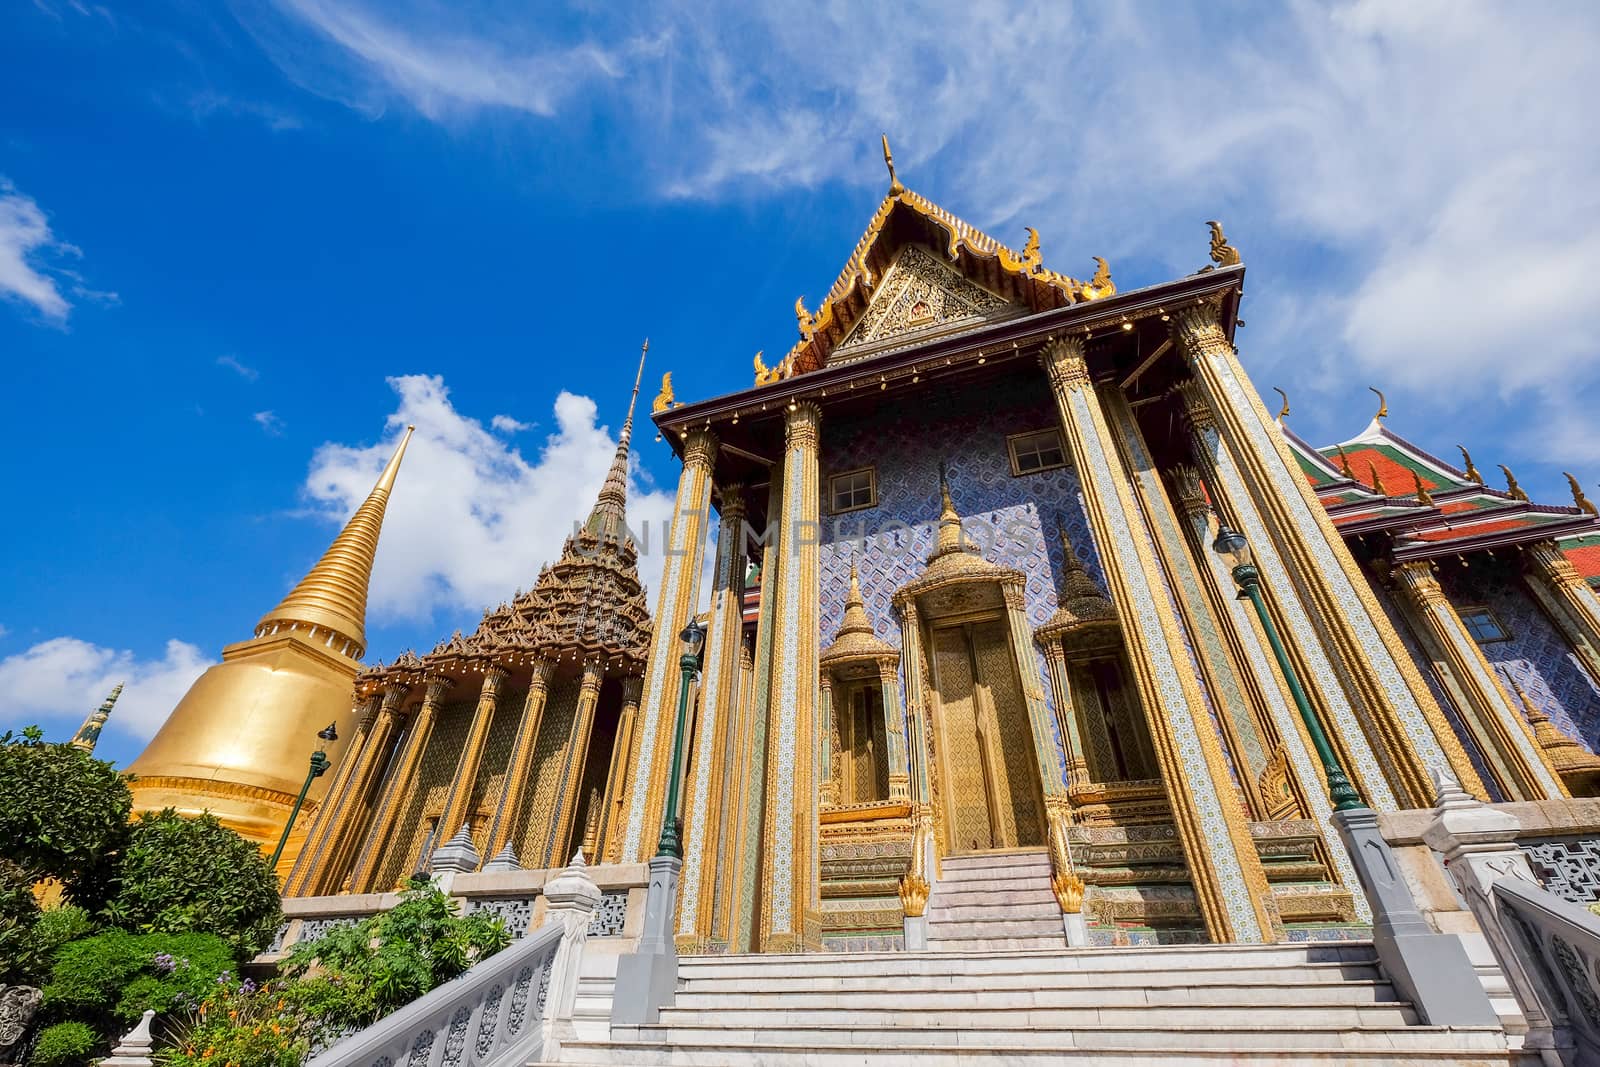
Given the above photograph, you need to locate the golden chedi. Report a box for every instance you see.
[127,427,414,864]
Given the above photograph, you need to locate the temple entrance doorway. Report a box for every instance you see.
[928,615,1046,854]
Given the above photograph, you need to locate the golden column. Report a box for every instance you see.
[347,677,454,892]
[597,676,642,863]
[1391,561,1565,800]
[817,674,838,806]
[1167,464,1369,923]
[482,660,556,864]
[1172,381,1400,810]
[1171,301,1473,806]
[1523,541,1600,685]
[676,489,748,951]
[436,665,509,851]
[619,428,718,862]
[1040,336,1274,944]
[130,427,415,859]
[710,637,759,949]
[319,681,411,886]
[760,401,823,952]
[878,661,910,802]
[1038,640,1089,788]
[543,661,607,866]
[282,692,380,896]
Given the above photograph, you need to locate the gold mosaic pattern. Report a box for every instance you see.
[514,673,582,868]
[375,698,474,890]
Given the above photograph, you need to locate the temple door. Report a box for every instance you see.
[930,617,1047,853]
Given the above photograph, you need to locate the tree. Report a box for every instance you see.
[0,727,131,909]
[102,811,280,957]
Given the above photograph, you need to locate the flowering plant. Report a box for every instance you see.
[156,974,306,1067]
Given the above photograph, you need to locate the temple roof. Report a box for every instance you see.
[820,561,898,666]
[1288,413,1600,562]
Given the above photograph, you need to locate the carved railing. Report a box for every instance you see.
[1492,878,1600,1064]
[308,922,563,1067]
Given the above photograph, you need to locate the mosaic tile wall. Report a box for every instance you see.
[816,374,1100,788]
[1444,563,1600,754]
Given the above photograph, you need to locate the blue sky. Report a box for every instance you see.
[4,1,1598,769]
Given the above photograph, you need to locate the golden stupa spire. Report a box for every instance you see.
[585,340,647,540]
[256,424,414,659]
[836,560,873,637]
[930,461,974,560]
[70,682,122,752]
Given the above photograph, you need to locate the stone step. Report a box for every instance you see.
[927,936,1067,951]
[675,965,1385,993]
[676,944,1379,978]
[928,901,1061,923]
[927,917,1071,939]
[548,1036,1515,1066]
[937,862,1051,883]
[654,1003,1421,1030]
[598,1022,1509,1053]
[671,980,1402,1009]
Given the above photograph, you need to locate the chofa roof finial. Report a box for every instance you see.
[1369,386,1388,422]
[882,134,904,195]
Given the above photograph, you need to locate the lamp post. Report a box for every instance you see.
[614,620,707,1025]
[1209,524,1496,1025]
[1210,526,1363,811]
[657,621,707,858]
[268,722,338,871]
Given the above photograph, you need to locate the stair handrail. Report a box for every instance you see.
[309,853,601,1067]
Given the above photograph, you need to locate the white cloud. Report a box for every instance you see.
[302,375,677,625]
[254,410,285,434]
[0,178,73,320]
[0,636,213,742]
[217,354,260,382]
[490,413,531,434]
[244,1,1600,451]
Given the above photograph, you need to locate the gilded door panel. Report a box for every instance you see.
[972,621,1044,846]
[931,625,993,852]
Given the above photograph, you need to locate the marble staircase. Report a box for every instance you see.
[547,942,1521,1065]
[926,849,1065,951]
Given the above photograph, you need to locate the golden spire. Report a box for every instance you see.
[586,341,646,540]
[882,134,904,195]
[70,682,122,752]
[1499,463,1530,501]
[1368,462,1387,496]
[1412,470,1435,506]
[1457,445,1484,483]
[836,560,874,638]
[257,424,414,658]
[930,461,973,560]
[1369,386,1388,421]
[1565,472,1598,516]
[1500,667,1600,790]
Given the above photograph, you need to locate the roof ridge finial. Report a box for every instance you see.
[1369,386,1388,422]
[1565,472,1598,516]
[1335,445,1355,481]
[1273,387,1290,424]
[1412,469,1435,506]
[584,344,647,541]
[1057,513,1088,575]
[257,424,415,659]
[1457,445,1484,483]
[1499,463,1530,502]
[882,134,904,195]
[1368,461,1388,496]
[931,460,971,559]
[70,681,123,752]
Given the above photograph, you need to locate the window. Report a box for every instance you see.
[829,467,877,513]
[1007,428,1068,476]
[1461,606,1509,643]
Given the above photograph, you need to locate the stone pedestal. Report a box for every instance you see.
[612,855,681,1026]
[1332,807,1498,1026]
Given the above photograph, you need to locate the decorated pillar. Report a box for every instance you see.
[1041,335,1274,944]
[1001,578,1067,803]
[1523,541,1600,686]
[1039,641,1088,788]
[1167,463,1369,922]
[899,600,932,812]
[878,661,910,802]
[539,661,607,867]
[619,428,718,862]
[597,676,642,863]
[1171,300,1474,806]
[727,472,782,953]
[319,683,409,890]
[283,692,379,895]
[436,666,508,845]
[1172,380,1406,810]
[759,401,823,952]
[1391,561,1565,801]
[482,660,556,864]
[675,489,748,951]
[817,674,839,807]
[347,677,454,892]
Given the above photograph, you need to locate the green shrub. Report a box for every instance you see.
[29,1022,99,1067]
[0,858,44,983]
[43,930,235,1031]
[156,976,306,1067]
[102,811,280,956]
[281,878,509,1037]
[0,727,131,909]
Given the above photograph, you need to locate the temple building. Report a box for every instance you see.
[137,148,1600,954]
